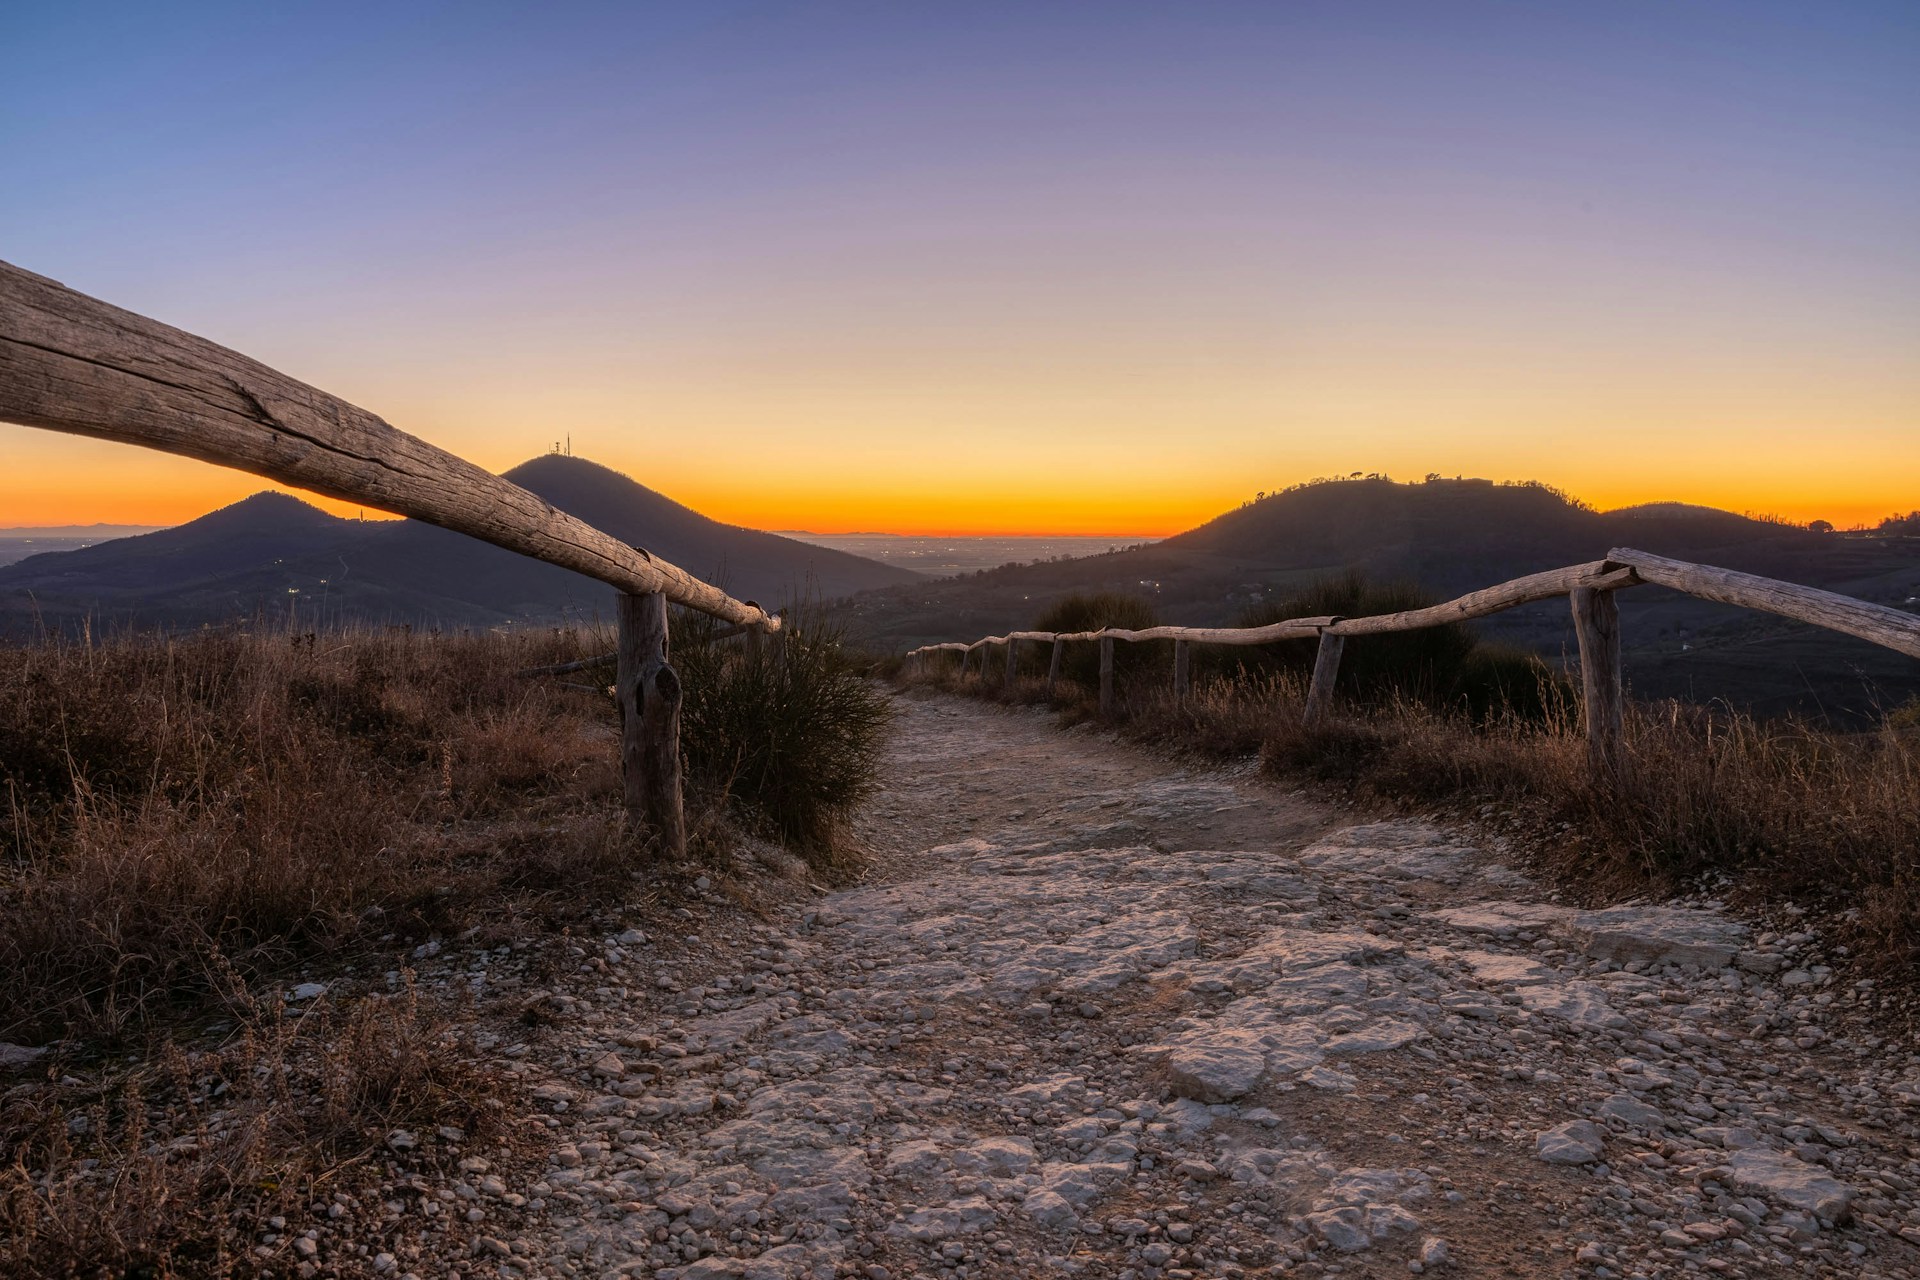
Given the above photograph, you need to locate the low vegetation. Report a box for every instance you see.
[675,606,893,855]
[899,584,1920,975]
[0,618,885,1044]
[0,615,888,1271]
[1,973,498,1278]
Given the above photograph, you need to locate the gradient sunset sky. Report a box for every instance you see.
[4,1,1916,535]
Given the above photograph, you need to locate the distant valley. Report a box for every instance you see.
[781,532,1152,577]
[0,525,168,567]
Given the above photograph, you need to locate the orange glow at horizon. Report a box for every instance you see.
[4,422,1913,539]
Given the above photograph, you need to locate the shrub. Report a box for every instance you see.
[673,605,893,859]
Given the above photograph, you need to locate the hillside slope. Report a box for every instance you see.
[0,456,918,632]
[844,478,1920,723]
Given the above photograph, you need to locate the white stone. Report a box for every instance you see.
[1566,906,1748,969]
[1162,1040,1265,1102]
[0,1043,48,1069]
[1727,1148,1854,1222]
[1535,1120,1605,1164]
[1021,1186,1078,1228]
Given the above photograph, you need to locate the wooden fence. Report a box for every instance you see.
[0,259,788,857]
[908,551,1920,772]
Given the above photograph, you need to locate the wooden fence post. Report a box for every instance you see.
[617,591,685,857]
[1173,639,1191,706]
[1303,630,1345,725]
[1046,638,1064,697]
[1570,586,1624,775]
[1004,638,1019,687]
[958,648,971,681]
[1099,637,1115,717]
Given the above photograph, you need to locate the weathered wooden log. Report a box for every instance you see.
[1303,632,1345,725]
[1608,547,1920,659]
[1570,586,1624,776]
[642,659,687,857]
[1327,563,1632,637]
[617,591,684,855]
[1049,618,1336,645]
[1173,639,1191,705]
[1099,637,1115,717]
[1046,638,1064,696]
[616,593,658,820]
[0,260,777,631]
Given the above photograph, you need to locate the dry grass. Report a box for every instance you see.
[0,617,887,1274]
[901,660,1920,972]
[0,965,501,1278]
[0,626,638,1046]
[1,616,886,1047]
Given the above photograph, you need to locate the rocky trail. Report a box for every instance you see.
[346,691,1920,1279]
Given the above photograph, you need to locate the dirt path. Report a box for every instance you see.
[388,691,1920,1279]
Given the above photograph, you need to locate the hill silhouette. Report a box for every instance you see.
[0,456,918,632]
[845,476,1920,724]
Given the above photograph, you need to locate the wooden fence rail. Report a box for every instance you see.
[909,551,1920,770]
[0,259,795,857]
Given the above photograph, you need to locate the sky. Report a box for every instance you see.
[3,1,1916,536]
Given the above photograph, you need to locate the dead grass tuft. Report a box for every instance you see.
[0,964,499,1279]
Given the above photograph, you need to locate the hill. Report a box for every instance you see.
[843,477,1920,724]
[0,456,918,632]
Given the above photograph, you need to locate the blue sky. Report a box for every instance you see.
[4,1,1917,531]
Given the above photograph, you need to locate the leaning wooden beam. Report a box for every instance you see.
[1608,547,1920,660]
[1327,563,1632,636]
[1051,618,1337,645]
[0,260,778,632]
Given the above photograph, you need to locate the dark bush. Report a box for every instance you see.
[1029,592,1164,692]
[1221,571,1475,703]
[1202,571,1564,720]
[673,606,892,858]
